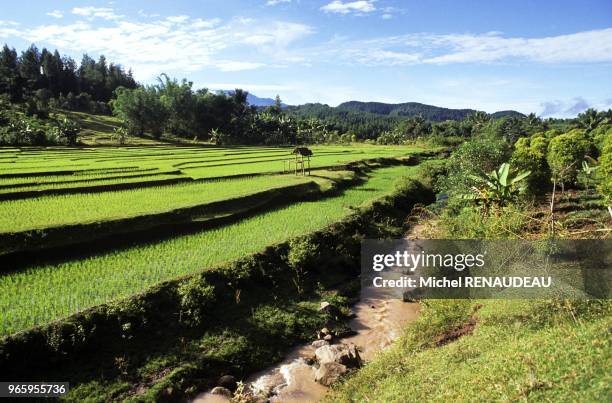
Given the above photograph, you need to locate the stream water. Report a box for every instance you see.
[193,286,419,403]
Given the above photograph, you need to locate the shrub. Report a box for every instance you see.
[597,135,612,204]
[52,115,80,145]
[287,238,320,294]
[440,203,529,239]
[177,277,216,327]
[376,130,405,145]
[547,129,591,186]
[591,124,612,155]
[511,134,551,196]
[438,134,510,196]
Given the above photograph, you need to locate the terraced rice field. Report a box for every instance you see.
[0,174,314,232]
[0,144,430,335]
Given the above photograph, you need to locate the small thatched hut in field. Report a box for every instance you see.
[285,147,313,175]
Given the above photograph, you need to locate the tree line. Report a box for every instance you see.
[0,43,137,114]
[1,42,610,148]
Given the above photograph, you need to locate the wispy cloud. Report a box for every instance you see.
[321,1,376,15]
[46,10,63,19]
[204,83,295,92]
[2,8,313,79]
[266,0,291,5]
[71,7,124,21]
[319,29,612,66]
[539,97,612,117]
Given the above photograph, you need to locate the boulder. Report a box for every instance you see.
[319,302,342,317]
[314,343,361,368]
[314,362,347,386]
[211,386,232,398]
[217,375,237,391]
[334,328,357,338]
[311,339,330,348]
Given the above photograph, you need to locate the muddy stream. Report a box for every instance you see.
[194,285,419,403]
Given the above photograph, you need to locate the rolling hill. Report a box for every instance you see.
[336,101,524,121]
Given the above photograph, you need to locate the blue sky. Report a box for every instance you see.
[1,0,611,116]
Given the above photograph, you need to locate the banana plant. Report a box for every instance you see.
[581,159,598,190]
[462,163,531,208]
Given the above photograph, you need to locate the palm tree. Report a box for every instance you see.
[575,108,602,132]
[466,111,490,130]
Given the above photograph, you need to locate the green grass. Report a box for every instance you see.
[327,299,611,402]
[0,144,426,178]
[0,165,420,335]
[0,174,314,233]
[0,173,182,195]
[61,111,165,146]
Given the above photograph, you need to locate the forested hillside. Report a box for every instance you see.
[0,42,602,149]
[337,100,479,120]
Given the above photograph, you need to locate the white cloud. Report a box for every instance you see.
[381,14,392,20]
[166,15,190,24]
[239,22,314,48]
[321,1,376,15]
[205,83,295,92]
[266,0,291,5]
[538,97,612,118]
[216,61,266,72]
[71,7,123,21]
[0,20,20,38]
[46,10,63,19]
[4,10,313,79]
[137,10,160,18]
[422,30,612,64]
[320,29,612,66]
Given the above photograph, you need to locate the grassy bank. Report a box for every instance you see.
[327,298,610,402]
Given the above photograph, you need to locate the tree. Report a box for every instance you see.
[597,135,612,215]
[439,135,511,196]
[19,44,42,92]
[546,129,591,187]
[157,74,197,136]
[112,86,168,137]
[510,133,551,196]
[466,111,490,131]
[0,45,20,101]
[575,108,602,132]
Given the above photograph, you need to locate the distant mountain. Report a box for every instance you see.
[222,90,287,107]
[336,101,524,122]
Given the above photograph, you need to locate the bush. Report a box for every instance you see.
[438,134,510,196]
[52,115,80,145]
[547,129,591,186]
[597,135,612,204]
[511,133,551,197]
[440,202,529,239]
[177,277,215,326]
[376,131,405,145]
[287,238,320,294]
[591,124,612,155]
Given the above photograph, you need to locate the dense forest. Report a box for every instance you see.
[0,44,137,113]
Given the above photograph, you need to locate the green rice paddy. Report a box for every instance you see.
[0,143,428,336]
